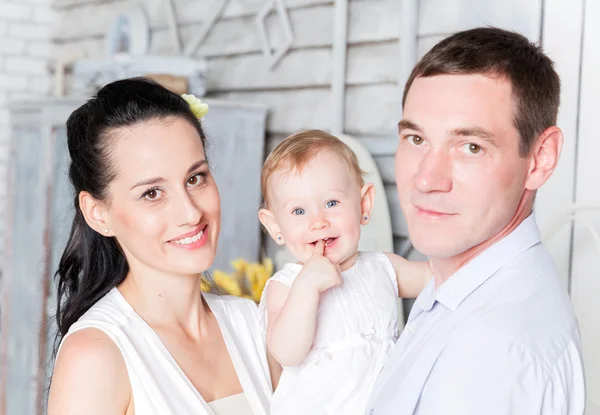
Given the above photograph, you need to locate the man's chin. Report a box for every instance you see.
[410,235,467,260]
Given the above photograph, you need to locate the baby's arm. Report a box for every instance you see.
[266,241,341,367]
[385,253,432,298]
[265,279,321,367]
[266,350,283,390]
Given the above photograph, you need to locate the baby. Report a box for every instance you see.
[258,130,431,414]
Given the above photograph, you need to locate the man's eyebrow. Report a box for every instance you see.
[398,119,423,134]
[451,127,499,147]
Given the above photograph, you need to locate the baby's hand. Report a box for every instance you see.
[295,240,342,293]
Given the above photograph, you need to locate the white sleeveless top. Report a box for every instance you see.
[258,251,400,415]
[59,288,272,415]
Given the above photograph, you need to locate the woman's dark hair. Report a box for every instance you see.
[54,77,207,344]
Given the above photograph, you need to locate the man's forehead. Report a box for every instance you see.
[402,76,515,127]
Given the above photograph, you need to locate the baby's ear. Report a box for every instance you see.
[360,183,375,225]
[258,208,284,245]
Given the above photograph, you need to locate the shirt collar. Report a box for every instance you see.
[420,213,541,312]
[413,277,437,312]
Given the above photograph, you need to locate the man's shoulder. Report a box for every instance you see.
[458,244,580,364]
[473,244,574,320]
[458,297,579,369]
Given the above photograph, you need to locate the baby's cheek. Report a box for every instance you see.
[345,224,362,246]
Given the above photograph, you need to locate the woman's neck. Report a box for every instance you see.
[118,264,209,337]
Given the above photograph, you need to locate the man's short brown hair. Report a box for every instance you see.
[403,27,560,156]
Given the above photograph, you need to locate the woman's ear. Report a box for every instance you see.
[360,183,375,225]
[259,208,284,245]
[79,191,112,236]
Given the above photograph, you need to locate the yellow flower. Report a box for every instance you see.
[263,257,273,277]
[200,278,212,292]
[212,269,242,296]
[248,258,272,302]
[181,94,209,119]
[211,257,274,303]
[231,258,248,275]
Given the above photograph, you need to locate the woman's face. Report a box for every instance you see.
[102,116,221,278]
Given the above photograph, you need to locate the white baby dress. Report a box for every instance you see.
[259,251,400,414]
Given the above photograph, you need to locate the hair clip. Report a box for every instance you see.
[181,94,209,119]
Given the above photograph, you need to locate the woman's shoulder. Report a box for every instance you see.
[55,289,134,375]
[64,288,134,340]
[56,327,126,372]
[75,288,131,323]
[50,327,131,413]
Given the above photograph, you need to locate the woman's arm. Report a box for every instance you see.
[385,253,432,298]
[48,328,132,415]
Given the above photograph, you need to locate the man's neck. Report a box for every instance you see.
[430,193,534,288]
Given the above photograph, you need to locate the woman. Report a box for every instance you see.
[48,78,276,414]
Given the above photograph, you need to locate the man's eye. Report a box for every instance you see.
[461,143,482,154]
[408,135,424,145]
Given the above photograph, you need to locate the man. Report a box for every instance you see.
[367,27,585,414]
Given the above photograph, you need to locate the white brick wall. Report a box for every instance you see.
[0,3,32,20]
[0,0,55,260]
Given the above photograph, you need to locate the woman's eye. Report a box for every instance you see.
[326,200,339,208]
[187,172,206,186]
[461,143,482,154]
[142,188,162,201]
[293,208,305,216]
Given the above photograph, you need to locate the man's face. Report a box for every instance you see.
[396,74,531,259]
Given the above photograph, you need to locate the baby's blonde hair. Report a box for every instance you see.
[261,129,365,208]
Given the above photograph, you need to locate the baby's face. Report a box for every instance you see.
[266,150,365,270]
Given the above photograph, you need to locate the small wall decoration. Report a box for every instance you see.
[256,0,295,70]
[184,0,232,56]
[105,5,150,56]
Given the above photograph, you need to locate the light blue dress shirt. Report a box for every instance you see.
[367,215,586,414]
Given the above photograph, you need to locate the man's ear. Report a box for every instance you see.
[259,208,285,245]
[525,126,564,191]
[79,190,113,236]
[360,183,376,225]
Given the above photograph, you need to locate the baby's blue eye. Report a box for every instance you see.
[293,208,305,215]
[326,200,339,208]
